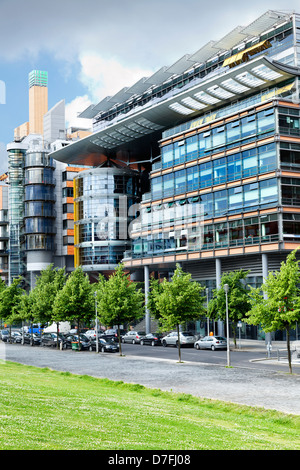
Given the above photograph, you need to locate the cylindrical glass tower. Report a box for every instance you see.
[23,141,56,279]
[73,162,140,272]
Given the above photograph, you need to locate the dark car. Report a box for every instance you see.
[23,333,41,345]
[140,333,163,346]
[41,332,66,348]
[10,331,22,343]
[90,336,119,353]
[64,334,91,351]
[122,331,146,344]
[103,328,127,342]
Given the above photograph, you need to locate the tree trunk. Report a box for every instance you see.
[78,319,81,351]
[176,324,182,363]
[286,325,292,374]
[118,325,122,356]
[56,322,60,349]
[30,321,33,346]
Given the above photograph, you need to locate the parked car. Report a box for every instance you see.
[11,331,22,343]
[194,335,227,350]
[41,332,66,348]
[84,329,104,340]
[64,334,91,350]
[90,337,119,353]
[122,331,146,344]
[23,333,41,345]
[0,330,9,342]
[162,331,195,348]
[140,333,163,346]
[104,328,127,342]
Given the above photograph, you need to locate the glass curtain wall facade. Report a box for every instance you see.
[50,11,300,339]
[24,149,56,252]
[73,164,140,271]
[8,147,26,281]
[131,99,300,257]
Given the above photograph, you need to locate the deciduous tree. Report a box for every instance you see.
[53,267,94,350]
[208,270,251,347]
[152,264,205,362]
[96,264,144,355]
[246,250,300,373]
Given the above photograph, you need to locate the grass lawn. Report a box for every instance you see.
[0,361,299,450]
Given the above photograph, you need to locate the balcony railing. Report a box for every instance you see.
[123,234,280,261]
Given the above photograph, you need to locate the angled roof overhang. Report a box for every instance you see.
[50,56,300,165]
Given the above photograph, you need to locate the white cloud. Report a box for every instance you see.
[78,52,154,103]
[64,52,154,127]
[65,95,93,130]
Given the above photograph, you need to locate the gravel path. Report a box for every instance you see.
[2,343,300,416]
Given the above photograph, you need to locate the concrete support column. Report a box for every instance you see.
[215,258,224,336]
[262,253,272,353]
[144,265,150,334]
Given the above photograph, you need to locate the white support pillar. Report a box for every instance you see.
[144,265,150,334]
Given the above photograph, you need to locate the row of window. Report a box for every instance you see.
[25,185,56,202]
[132,213,300,257]
[25,234,55,252]
[25,153,55,169]
[25,168,55,185]
[132,214,279,257]
[161,109,276,169]
[153,143,276,198]
[78,244,129,266]
[75,196,136,220]
[77,220,131,243]
[75,173,140,197]
[25,201,56,218]
[24,218,56,235]
[146,178,278,222]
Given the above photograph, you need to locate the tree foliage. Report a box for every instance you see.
[246,250,300,373]
[151,264,205,362]
[32,264,67,325]
[53,267,95,349]
[208,269,251,347]
[0,277,24,326]
[96,264,144,355]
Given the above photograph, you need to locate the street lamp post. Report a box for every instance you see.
[206,287,209,335]
[223,283,230,367]
[94,292,99,353]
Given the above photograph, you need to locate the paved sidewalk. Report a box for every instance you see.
[2,341,300,416]
[229,339,300,365]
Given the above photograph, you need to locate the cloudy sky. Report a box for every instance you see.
[0,0,299,173]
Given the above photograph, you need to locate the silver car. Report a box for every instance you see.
[162,331,195,348]
[194,335,227,351]
[122,331,145,344]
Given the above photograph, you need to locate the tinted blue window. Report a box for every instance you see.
[163,173,174,197]
[186,135,198,161]
[242,148,257,177]
[199,161,212,188]
[227,153,241,181]
[213,157,226,185]
[162,144,173,168]
[241,115,256,139]
[226,120,241,143]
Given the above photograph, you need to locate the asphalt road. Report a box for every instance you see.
[1,341,300,416]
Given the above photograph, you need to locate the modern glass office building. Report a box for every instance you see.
[51,11,300,338]
[73,161,140,273]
